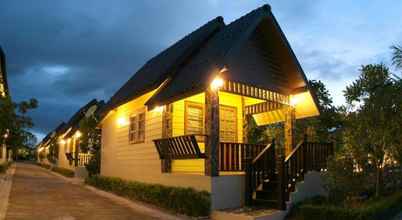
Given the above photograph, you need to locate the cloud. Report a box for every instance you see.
[1,0,401,140]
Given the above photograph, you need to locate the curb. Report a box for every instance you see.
[0,164,16,220]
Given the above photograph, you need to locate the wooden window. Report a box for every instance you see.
[185,102,204,137]
[184,102,237,142]
[129,112,145,143]
[219,105,237,142]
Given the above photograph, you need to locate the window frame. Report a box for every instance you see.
[184,101,205,138]
[219,104,238,143]
[129,111,146,144]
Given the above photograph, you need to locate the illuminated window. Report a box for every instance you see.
[185,102,204,138]
[184,102,237,142]
[219,106,237,142]
[129,112,145,143]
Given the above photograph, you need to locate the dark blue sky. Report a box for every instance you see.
[1,1,401,141]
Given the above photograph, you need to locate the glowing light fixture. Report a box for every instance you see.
[67,138,71,143]
[75,131,82,138]
[59,139,66,145]
[289,96,300,106]
[117,116,128,127]
[210,76,224,91]
[153,105,165,113]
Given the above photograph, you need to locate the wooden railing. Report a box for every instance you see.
[278,141,334,209]
[245,140,276,205]
[153,134,206,160]
[219,142,267,171]
[78,153,92,167]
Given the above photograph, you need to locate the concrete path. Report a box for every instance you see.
[4,163,158,220]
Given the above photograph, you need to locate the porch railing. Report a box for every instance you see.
[245,140,276,205]
[278,141,334,209]
[78,153,92,167]
[219,142,267,171]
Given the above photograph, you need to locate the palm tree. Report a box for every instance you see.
[391,45,402,69]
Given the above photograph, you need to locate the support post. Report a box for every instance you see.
[277,154,286,210]
[284,106,295,157]
[205,87,219,176]
[161,104,173,173]
[74,139,79,167]
[244,156,253,206]
[303,134,307,175]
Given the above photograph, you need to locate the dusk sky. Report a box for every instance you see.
[1,1,401,141]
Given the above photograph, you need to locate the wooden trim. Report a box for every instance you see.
[222,80,289,105]
[205,88,220,176]
[244,101,285,115]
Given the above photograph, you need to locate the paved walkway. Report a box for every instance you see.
[5,163,158,220]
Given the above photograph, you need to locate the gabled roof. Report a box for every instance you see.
[105,4,314,111]
[0,46,9,97]
[107,17,225,111]
[62,99,103,138]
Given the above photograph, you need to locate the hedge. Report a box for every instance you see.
[0,162,11,173]
[85,175,210,217]
[51,167,75,178]
[37,163,51,170]
[294,191,402,220]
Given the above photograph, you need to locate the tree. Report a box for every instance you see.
[79,115,102,176]
[295,80,342,143]
[343,64,402,197]
[0,96,38,159]
[392,45,402,70]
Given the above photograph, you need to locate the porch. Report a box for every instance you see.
[152,79,333,209]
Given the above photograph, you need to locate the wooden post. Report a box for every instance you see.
[161,104,173,173]
[277,154,286,210]
[302,134,307,175]
[284,106,295,157]
[205,87,220,176]
[74,139,79,167]
[244,156,253,206]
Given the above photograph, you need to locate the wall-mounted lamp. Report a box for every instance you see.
[117,116,129,127]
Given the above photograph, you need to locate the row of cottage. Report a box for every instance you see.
[36,5,332,211]
[0,46,13,164]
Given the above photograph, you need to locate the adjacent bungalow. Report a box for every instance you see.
[0,46,12,164]
[37,99,104,176]
[56,99,104,172]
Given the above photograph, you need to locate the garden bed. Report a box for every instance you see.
[0,162,12,173]
[286,191,402,220]
[85,175,210,217]
[36,163,75,178]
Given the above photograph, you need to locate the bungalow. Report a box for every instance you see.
[0,46,12,164]
[56,99,104,172]
[37,99,104,175]
[99,5,333,211]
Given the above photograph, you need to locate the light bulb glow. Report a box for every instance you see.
[153,105,164,113]
[75,131,82,138]
[210,76,224,90]
[289,96,300,106]
[59,139,66,145]
[117,116,129,127]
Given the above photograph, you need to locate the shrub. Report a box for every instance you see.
[51,167,75,178]
[292,191,402,220]
[37,163,51,170]
[0,162,11,173]
[85,175,210,217]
